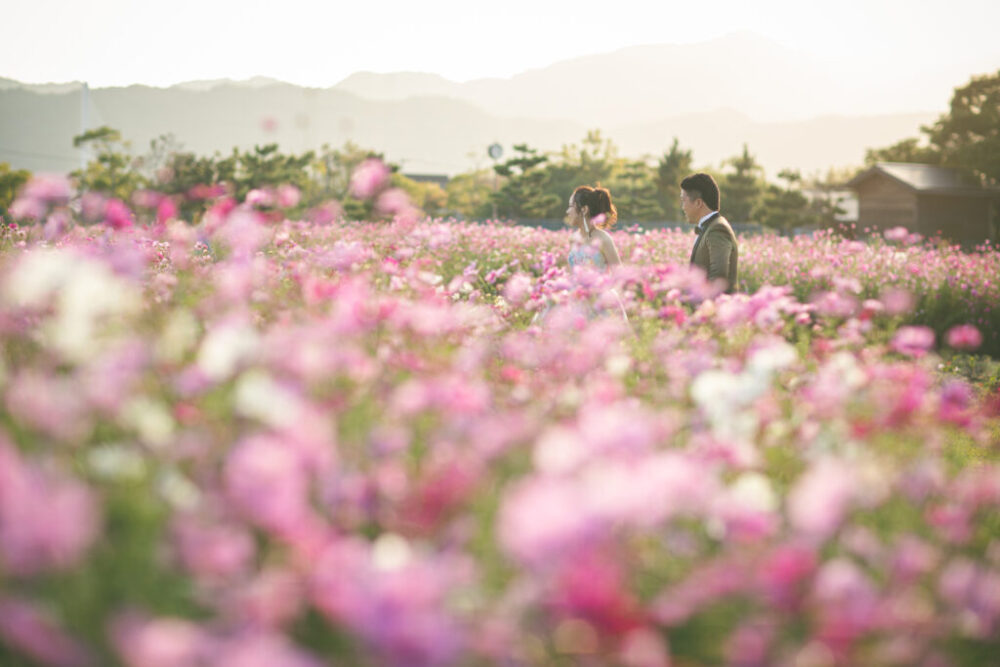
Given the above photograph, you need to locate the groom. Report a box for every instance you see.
[681,173,739,294]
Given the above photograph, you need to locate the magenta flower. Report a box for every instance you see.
[349,158,390,199]
[945,324,982,350]
[104,198,135,230]
[156,197,178,225]
[890,326,935,357]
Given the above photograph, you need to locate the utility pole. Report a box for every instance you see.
[488,143,502,221]
[79,82,90,170]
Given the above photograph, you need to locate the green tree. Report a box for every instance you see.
[0,162,31,219]
[925,69,1000,185]
[865,70,1000,186]
[612,158,664,222]
[72,126,146,201]
[721,144,765,223]
[803,168,850,232]
[864,137,940,166]
[446,170,494,219]
[230,143,314,202]
[492,144,560,219]
[756,169,814,233]
[542,130,619,217]
[655,138,693,221]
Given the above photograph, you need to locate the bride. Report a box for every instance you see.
[533,184,629,324]
[565,185,622,271]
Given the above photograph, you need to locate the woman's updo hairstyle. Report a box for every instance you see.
[572,185,618,229]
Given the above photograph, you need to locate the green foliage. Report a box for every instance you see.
[611,158,664,222]
[71,126,147,201]
[867,69,1000,186]
[864,137,940,166]
[721,144,764,223]
[0,162,31,218]
[492,144,561,219]
[445,169,495,219]
[541,130,619,218]
[655,138,693,221]
[926,69,1000,185]
[756,169,814,233]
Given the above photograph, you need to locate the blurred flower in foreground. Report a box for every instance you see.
[945,324,982,350]
[890,326,935,357]
[349,158,390,199]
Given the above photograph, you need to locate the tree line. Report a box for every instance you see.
[1,69,996,232]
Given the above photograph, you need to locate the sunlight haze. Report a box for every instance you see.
[3,0,997,110]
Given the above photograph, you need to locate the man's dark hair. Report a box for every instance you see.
[680,173,721,211]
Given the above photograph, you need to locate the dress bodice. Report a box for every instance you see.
[568,243,606,270]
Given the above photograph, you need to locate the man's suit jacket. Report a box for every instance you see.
[689,212,739,294]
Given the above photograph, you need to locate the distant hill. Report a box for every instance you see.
[0,32,944,177]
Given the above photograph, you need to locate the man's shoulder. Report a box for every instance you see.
[706,214,736,236]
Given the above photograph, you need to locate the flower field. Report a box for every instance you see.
[1,176,999,666]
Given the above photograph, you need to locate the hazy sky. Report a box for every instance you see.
[3,0,998,88]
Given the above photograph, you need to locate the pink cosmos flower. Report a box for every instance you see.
[245,188,275,207]
[880,287,914,316]
[945,324,982,350]
[890,326,935,357]
[112,614,210,667]
[0,442,101,576]
[0,596,93,667]
[349,158,390,199]
[104,198,135,230]
[224,434,312,534]
[131,189,163,209]
[156,197,178,225]
[21,173,72,204]
[787,458,855,540]
[375,188,417,220]
[884,226,909,242]
[80,192,107,221]
[171,515,255,581]
[276,184,301,208]
[503,273,533,306]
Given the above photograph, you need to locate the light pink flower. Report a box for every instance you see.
[375,188,417,220]
[112,615,210,667]
[276,184,301,208]
[884,226,909,242]
[245,188,275,208]
[787,458,855,539]
[890,326,935,357]
[224,434,311,533]
[172,515,255,581]
[349,158,390,199]
[880,287,914,316]
[502,273,533,305]
[945,324,982,350]
[0,442,101,575]
[22,173,72,203]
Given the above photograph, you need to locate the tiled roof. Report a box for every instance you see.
[850,162,1000,196]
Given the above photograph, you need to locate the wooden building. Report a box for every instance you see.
[848,162,1000,244]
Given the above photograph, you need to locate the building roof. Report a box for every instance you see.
[849,162,1000,197]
